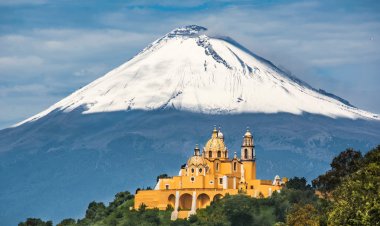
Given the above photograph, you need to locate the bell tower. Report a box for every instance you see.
[241,128,256,181]
[241,128,255,161]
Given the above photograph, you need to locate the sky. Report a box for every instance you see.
[0,0,379,129]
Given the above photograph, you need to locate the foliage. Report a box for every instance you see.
[361,145,380,166]
[285,177,312,190]
[312,148,362,194]
[286,203,320,226]
[328,146,380,226]
[107,191,134,213]
[18,218,53,226]
[85,201,107,222]
[57,218,76,226]
[170,218,190,226]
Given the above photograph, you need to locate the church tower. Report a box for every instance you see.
[241,128,256,181]
[241,128,255,161]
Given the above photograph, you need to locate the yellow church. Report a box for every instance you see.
[134,127,287,220]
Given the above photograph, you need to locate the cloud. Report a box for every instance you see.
[0,28,154,82]
[0,56,44,69]
[0,28,157,128]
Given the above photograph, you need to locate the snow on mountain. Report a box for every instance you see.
[14,25,378,127]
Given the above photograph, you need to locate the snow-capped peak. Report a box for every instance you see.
[166,25,207,38]
[13,25,379,127]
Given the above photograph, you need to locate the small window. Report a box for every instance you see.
[244,149,248,159]
[165,184,169,190]
[219,178,223,184]
[199,168,202,173]
[217,151,221,158]
[250,185,254,189]
[191,177,195,182]
[191,168,194,173]
[216,163,219,171]
[209,151,212,158]
[233,162,237,171]
[210,180,214,184]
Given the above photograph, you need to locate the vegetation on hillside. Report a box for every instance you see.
[19,145,380,226]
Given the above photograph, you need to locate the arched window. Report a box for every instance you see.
[244,149,248,159]
[216,163,219,171]
[209,151,212,158]
[217,151,221,158]
[225,152,227,158]
[233,162,237,171]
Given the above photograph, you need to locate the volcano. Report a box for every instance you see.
[1,25,379,225]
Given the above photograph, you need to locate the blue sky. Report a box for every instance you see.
[0,0,379,129]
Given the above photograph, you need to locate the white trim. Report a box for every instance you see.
[154,180,160,190]
[189,191,197,217]
[222,175,228,189]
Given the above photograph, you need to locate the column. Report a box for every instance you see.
[189,191,197,217]
[268,188,272,196]
[222,175,228,189]
[170,191,180,220]
[233,177,236,189]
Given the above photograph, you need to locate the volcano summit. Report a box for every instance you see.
[1,25,379,225]
[16,25,377,125]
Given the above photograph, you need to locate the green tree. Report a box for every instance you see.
[312,148,362,194]
[223,195,254,226]
[286,203,320,226]
[328,162,380,226]
[18,218,53,226]
[139,208,161,225]
[361,145,380,166]
[57,218,76,226]
[170,218,190,226]
[286,177,312,190]
[85,201,107,222]
[108,191,134,212]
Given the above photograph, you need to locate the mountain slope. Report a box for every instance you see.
[15,25,378,128]
[1,25,379,225]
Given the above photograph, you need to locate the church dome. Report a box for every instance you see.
[204,138,225,152]
[244,128,252,138]
[204,127,226,153]
[217,130,224,139]
[203,127,228,159]
[187,155,207,167]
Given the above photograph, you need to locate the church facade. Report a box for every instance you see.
[134,127,287,220]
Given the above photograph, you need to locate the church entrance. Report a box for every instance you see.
[179,193,192,210]
[197,194,210,208]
